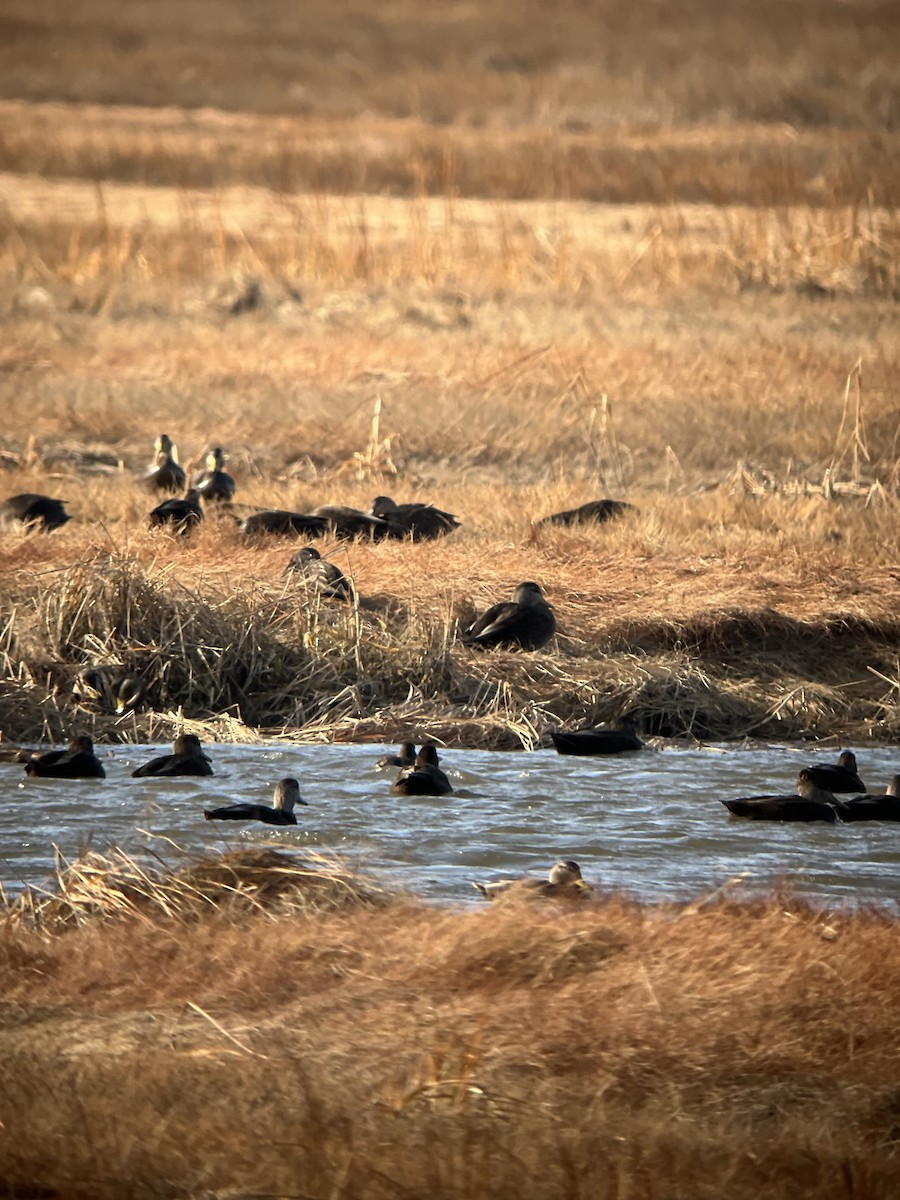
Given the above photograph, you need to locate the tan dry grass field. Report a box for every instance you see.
[2,2,900,1196]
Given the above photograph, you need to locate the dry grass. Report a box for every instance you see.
[1,847,899,1198]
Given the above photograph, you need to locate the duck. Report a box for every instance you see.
[370,495,460,541]
[551,715,643,756]
[148,488,203,533]
[310,505,394,541]
[840,775,900,822]
[473,859,593,901]
[192,448,236,504]
[131,734,214,778]
[390,743,453,796]
[721,769,848,822]
[374,741,417,770]
[204,778,306,826]
[23,735,106,779]
[0,493,71,532]
[536,498,636,528]
[462,581,556,651]
[285,546,354,600]
[143,434,186,494]
[803,750,866,794]
[239,510,328,539]
[73,667,149,715]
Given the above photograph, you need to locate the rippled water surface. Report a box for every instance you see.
[3,742,899,908]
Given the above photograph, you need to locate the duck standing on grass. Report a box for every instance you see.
[204,778,306,826]
[462,581,556,651]
[23,735,106,779]
[132,734,214,778]
[148,488,203,534]
[285,546,355,601]
[474,860,593,901]
[143,434,186,494]
[721,769,848,822]
[193,448,236,504]
[391,743,453,796]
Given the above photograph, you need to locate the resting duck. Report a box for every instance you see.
[148,488,203,533]
[803,750,866,794]
[551,715,643,756]
[0,493,71,532]
[536,498,636,528]
[473,859,592,901]
[462,581,556,651]
[74,667,149,715]
[240,510,328,539]
[192,448,236,504]
[131,734,214,778]
[374,741,417,770]
[721,769,847,822]
[841,775,900,822]
[143,434,186,494]
[204,778,306,826]
[285,546,354,600]
[391,743,453,796]
[23,735,105,779]
[370,495,460,541]
[311,505,394,541]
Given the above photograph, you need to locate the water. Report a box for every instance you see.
[3,741,899,909]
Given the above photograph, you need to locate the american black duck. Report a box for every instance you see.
[551,715,643,755]
[841,775,900,822]
[204,778,307,826]
[374,741,417,770]
[193,448,236,503]
[240,510,327,539]
[462,581,556,651]
[148,488,203,533]
[285,546,354,600]
[143,434,186,493]
[536,498,636,527]
[74,667,149,715]
[23,735,105,779]
[721,769,847,822]
[803,750,866,794]
[370,495,460,540]
[311,505,394,540]
[132,734,214,778]
[0,493,71,532]
[473,859,592,901]
[390,743,453,796]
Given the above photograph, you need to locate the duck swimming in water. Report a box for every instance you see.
[0,493,71,532]
[23,735,106,779]
[370,496,460,541]
[803,750,866,794]
[473,859,593,901]
[551,715,643,756]
[462,581,556,651]
[375,741,418,770]
[132,734,214,778]
[143,434,186,494]
[390,743,453,796]
[192,448,236,504]
[285,546,354,601]
[840,775,900,822]
[204,778,306,826]
[721,769,848,822]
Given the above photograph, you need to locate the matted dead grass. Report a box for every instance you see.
[0,846,898,1198]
